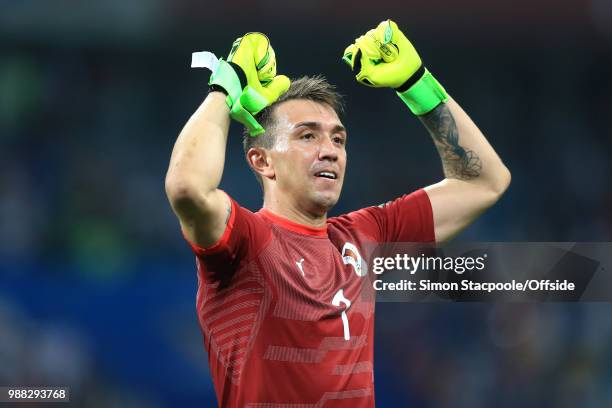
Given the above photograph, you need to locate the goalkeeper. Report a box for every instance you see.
[166,20,510,407]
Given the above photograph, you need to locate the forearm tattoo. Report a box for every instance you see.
[420,103,482,180]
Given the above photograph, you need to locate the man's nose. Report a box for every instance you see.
[318,135,338,161]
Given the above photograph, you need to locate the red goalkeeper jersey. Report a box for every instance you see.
[185,189,434,407]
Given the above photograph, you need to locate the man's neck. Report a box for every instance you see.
[263,195,327,228]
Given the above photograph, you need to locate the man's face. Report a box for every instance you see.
[266,99,347,214]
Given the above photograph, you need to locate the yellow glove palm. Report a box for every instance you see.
[343,20,421,89]
[228,33,290,110]
[342,19,448,115]
[209,32,290,135]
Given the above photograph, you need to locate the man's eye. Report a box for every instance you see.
[301,133,314,140]
[334,136,346,145]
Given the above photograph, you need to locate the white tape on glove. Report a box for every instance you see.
[191,51,219,72]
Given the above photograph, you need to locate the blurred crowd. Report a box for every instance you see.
[1,0,611,406]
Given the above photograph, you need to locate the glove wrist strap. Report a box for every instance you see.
[230,86,267,136]
[396,68,448,115]
[208,59,266,136]
[208,59,242,106]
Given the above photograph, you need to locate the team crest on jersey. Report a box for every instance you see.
[341,242,366,277]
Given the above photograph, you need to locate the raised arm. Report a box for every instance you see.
[421,98,510,242]
[165,92,231,248]
[165,33,290,248]
[343,19,510,243]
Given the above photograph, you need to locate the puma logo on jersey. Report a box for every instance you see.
[296,258,305,276]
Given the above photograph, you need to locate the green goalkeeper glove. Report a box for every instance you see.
[209,33,290,136]
[342,19,448,115]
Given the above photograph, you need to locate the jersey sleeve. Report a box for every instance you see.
[335,189,435,243]
[183,194,271,282]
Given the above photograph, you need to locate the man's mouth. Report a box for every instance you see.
[314,171,337,180]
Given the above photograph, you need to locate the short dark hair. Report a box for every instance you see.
[242,75,345,186]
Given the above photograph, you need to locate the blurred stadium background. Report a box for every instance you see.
[1,0,611,406]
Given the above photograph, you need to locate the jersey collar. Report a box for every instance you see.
[260,209,328,237]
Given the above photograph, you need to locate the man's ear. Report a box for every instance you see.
[247,147,275,180]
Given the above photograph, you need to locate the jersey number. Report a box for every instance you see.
[332,289,352,341]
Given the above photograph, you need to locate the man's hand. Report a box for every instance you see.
[343,20,510,242]
[342,20,447,115]
[210,33,290,135]
[342,20,421,88]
